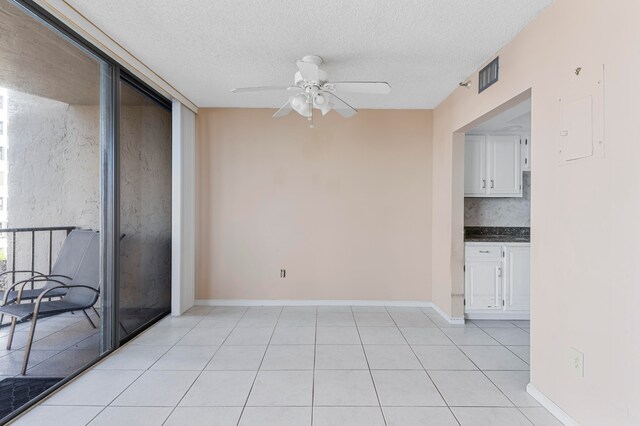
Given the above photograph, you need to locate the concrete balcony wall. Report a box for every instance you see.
[4,89,171,311]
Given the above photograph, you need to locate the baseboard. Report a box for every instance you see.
[194,299,465,325]
[430,303,465,325]
[465,312,530,320]
[195,299,433,307]
[526,383,579,426]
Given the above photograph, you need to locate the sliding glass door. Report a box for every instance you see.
[0,0,172,421]
[0,0,108,419]
[118,78,172,340]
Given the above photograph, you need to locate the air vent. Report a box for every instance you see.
[478,57,499,93]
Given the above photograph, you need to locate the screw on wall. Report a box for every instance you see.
[280,269,286,278]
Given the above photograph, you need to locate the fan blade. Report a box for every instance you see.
[327,93,357,118]
[330,81,391,94]
[231,86,296,93]
[273,100,293,118]
[296,60,319,82]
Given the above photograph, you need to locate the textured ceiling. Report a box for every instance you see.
[470,99,531,133]
[65,0,552,109]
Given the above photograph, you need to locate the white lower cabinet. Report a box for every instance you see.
[464,242,530,319]
[504,245,531,312]
[464,260,503,310]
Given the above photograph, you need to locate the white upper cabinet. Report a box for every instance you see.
[464,135,487,196]
[489,135,521,195]
[464,134,522,197]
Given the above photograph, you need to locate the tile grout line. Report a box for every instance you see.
[146,316,209,371]
[81,316,194,426]
[449,322,534,419]
[424,309,534,421]
[83,309,220,425]
[508,319,531,333]
[471,321,531,367]
[489,322,531,365]
[351,307,387,426]
[311,306,318,426]
[389,306,462,426]
[426,312,489,426]
[470,323,536,424]
[235,306,283,426]
[503,344,531,365]
[100,313,213,424]
[29,306,536,425]
[158,309,233,426]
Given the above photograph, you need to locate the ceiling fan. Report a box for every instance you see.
[231,55,391,127]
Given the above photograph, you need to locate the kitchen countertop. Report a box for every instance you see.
[464,226,530,243]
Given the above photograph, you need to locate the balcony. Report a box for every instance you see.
[0,227,99,418]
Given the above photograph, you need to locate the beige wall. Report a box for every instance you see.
[196,109,433,301]
[431,0,639,424]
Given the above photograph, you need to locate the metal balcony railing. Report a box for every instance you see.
[0,226,76,288]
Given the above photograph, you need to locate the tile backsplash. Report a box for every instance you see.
[464,172,531,227]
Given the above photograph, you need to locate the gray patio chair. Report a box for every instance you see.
[0,229,97,307]
[0,230,100,375]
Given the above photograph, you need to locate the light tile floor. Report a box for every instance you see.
[13,306,564,426]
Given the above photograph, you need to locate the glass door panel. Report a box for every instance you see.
[0,0,108,419]
[118,79,171,340]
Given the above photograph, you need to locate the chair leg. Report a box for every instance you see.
[6,317,17,350]
[21,315,39,375]
[92,306,100,318]
[82,310,96,329]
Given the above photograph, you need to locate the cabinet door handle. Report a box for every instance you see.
[482,179,486,189]
[490,179,494,188]
[497,267,502,277]
[479,250,490,253]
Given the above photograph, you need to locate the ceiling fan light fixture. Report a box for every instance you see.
[232,55,391,124]
[314,93,327,105]
[313,93,334,116]
[292,99,311,117]
[319,100,333,116]
[290,93,307,109]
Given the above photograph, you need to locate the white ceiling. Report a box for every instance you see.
[66,0,552,109]
[470,98,531,133]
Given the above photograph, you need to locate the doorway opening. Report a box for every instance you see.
[462,97,531,322]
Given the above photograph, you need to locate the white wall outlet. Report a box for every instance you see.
[571,347,584,377]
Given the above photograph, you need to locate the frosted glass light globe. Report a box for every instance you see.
[290,94,307,109]
[314,93,327,106]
